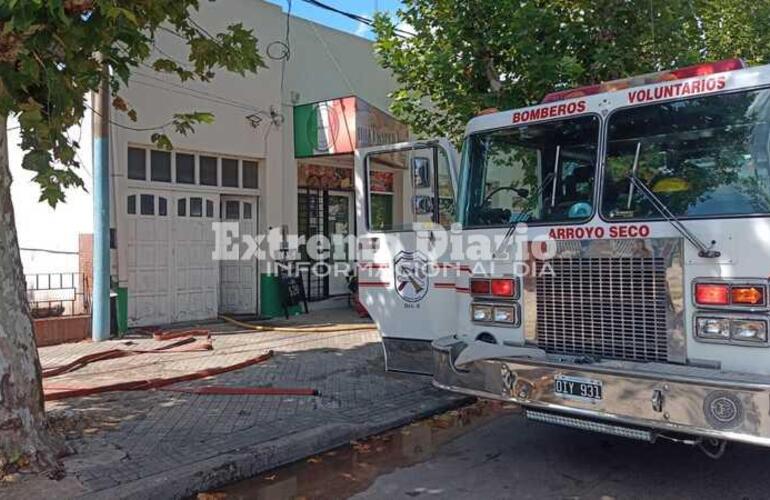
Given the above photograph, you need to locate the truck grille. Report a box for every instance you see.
[535,257,669,362]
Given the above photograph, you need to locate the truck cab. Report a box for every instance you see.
[355,59,770,450]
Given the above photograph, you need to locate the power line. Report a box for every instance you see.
[298,0,415,38]
[129,74,262,114]
[158,26,187,42]
[133,67,263,112]
[85,101,174,132]
[151,42,192,70]
[309,21,354,94]
[20,247,78,255]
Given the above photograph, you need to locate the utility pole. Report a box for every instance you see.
[91,62,110,341]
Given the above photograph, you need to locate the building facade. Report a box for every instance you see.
[10,0,406,329]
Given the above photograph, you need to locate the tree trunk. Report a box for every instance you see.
[0,115,63,476]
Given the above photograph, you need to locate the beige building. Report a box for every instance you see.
[11,0,408,328]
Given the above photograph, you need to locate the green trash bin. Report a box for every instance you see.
[260,273,302,318]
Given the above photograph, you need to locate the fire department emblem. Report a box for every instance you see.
[703,391,744,430]
[393,250,430,303]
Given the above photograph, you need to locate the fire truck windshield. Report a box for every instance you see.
[603,87,770,220]
[461,115,600,227]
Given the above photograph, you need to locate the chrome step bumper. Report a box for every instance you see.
[432,336,770,447]
[525,410,656,442]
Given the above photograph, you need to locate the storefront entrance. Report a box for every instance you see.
[293,95,409,302]
[297,186,353,301]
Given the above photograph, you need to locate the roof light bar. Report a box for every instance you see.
[542,58,746,103]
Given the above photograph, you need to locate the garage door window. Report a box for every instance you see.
[225,200,239,219]
[200,156,218,186]
[140,194,155,215]
[222,159,239,187]
[128,148,146,180]
[127,147,260,192]
[151,150,171,182]
[176,153,195,184]
[243,161,258,189]
[190,197,203,217]
[127,195,136,214]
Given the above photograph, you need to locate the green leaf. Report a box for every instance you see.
[151,133,173,150]
[2,0,263,205]
[21,149,51,172]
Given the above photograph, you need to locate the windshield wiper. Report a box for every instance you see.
[628,171,720,259]
[493,170,556,258]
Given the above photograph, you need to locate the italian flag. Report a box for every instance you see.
[294,97,357,157]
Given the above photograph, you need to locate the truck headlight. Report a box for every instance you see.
[695,316,769,345]
[731,319,768,343]
[493,306,516,324]
[696,317,730,340]
[471,304,493,322]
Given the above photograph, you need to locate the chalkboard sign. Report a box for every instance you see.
[279,275,308,318]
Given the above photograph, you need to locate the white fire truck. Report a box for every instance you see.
[354,59,770,455]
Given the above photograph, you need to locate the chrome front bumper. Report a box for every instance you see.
[433,336,770,447]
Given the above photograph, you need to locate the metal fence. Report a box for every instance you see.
[25,272,91,318]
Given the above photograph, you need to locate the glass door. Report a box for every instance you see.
[298,189,326,301]
[327,191,353,296]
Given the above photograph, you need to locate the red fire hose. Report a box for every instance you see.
[42,328,321,400]
[42,336,212,378]
[133,327,212,341]
[43,350,276,401]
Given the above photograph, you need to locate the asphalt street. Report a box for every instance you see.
[353,411,770,500]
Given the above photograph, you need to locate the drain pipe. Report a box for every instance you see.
[91,64,110,341]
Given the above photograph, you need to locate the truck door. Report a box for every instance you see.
[354,140,459,374]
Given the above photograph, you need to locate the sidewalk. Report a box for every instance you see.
[2,310,469,499]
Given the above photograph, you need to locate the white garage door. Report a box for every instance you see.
[126,190,219,327]
[126,192,172,326]
[173,194,219,322]
[219,196,258,315]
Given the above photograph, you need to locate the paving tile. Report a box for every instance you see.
[25,309,468,499]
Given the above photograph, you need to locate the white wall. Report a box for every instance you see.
[284,15,394,110]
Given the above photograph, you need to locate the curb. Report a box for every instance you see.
[80,394,473,499]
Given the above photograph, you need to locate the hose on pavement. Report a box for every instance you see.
[218,314,375,333]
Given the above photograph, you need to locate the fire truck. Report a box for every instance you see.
[354,59,770,455]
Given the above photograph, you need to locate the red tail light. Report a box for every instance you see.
[695,283,730,306]
[491,278,515,298]
[470,278,491,295]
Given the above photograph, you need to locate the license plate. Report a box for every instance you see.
[554,374,603,402]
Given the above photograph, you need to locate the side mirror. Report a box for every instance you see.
[413,195,434,215]
[412,157,431,189]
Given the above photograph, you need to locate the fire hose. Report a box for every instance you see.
[218,315,376,333]
[42,336,213,378]
[43,350,276,401]
[132,327,212,341]
[42,325,322,401]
